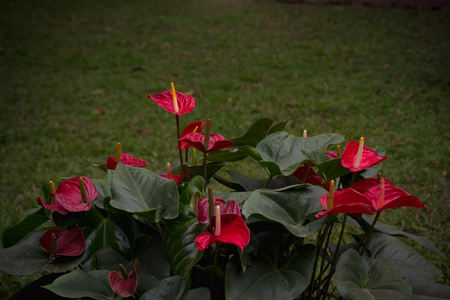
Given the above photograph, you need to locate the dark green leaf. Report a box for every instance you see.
[162,205,204,288]
[182,287,211,300]
[242,187,327,237]
[232,117,275,147]
[315,158,351,182]
[206,147,248,162]
[2,207,49,248]
[335,249,412,300]
[140,276,185,300]
[43,269,116,300]
[92,179,111,209]
[109,163,179,221]
[0,228,86,276]
[225,240,315,300]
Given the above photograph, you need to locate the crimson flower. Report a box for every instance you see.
[364,182,426,211]
[341,139,390,172]
[147,89,196,116]
[292,165,324,186]
[40,228,85,258]
[106,153,147,170]
[109,261,138,298]
[37,176,99,214]
[179,132,234,153]
[325,151,340,159]
[194,198,250,252]
[349,177,392,194]
[178,120,204,149]
[315,188,374,218]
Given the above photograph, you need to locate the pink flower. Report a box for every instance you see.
[37,177,99,214]
[315,188,375,218]
[106,153,147,170]
[40,228,85,258]
[194,198,250,252]
[349,177,393,194]
[364,181,426,211]
[147,89,196,116]
[109,261,138,298]
[179,132,234,153]
[341,139,390,172]
[178,120,204,149]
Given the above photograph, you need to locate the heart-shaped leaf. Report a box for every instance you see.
[2,207,49,248]
[225,233,315,300]
[242,187,327,237]
[335,249,412,300]
[43,270,115,300]
[109,163,179,221]
[256,132,345,176]
[0,228,86,276]
[140,276,185,300]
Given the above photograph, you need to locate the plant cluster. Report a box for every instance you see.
[1,84,448,300]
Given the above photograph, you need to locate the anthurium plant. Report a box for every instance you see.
[1,84,449,300]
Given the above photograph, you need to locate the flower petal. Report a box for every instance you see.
[196,198,241,224]
[179,120,204,149]
[40,228,85,257]
[37,197,69,215]
[316,188,375,218]
[147,90,196,116]
[349,177,393,194]
[107,153,147,170]
[109,263,138,298]
[364,185,426,211]
[56,176,99,212]
[341,141,390,172]
[180,133,234,153]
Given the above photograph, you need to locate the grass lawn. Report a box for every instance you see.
[0,0,448,296]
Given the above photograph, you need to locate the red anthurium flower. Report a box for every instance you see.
[325,151,339,159]
[341,139,390,172]
[179,132,234,153]
[364,182,426,211]
[349,177,393,194]
[315,188,375,218]
[178,120,204,149]
[196,197,242,224]
[39,176,99,213]
[40,228,85,257]
[147,89,196,116]
[194,198,249,252]
[106,153,147,170]
[109,261,138,298]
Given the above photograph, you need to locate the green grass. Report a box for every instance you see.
[1,0,449,296]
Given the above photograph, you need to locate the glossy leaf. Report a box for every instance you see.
[43,269,116,300]
[182,287,211,300]
[2,207,49,248]
[140,276,185,300]
[335,249,412,300]
[109,163,179,221]
[163,206,204,287]
[242,187,327,237]
[256,132,345,176]
[225,239,315,300]
[232,117,288,147]
[0,228,86,276]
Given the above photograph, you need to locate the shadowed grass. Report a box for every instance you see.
[0,0,448,296]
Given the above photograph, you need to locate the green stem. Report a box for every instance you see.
[203,152,208,190]
[359,211,381,255]
[176,115,185,173]
[321,214,347,299]
[349,172,357,186]
[209,243,220,291]
[155,221,163,237]
[263,175,272,188]
[317,221,334,295]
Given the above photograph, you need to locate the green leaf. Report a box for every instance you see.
[358,215,445,257]
[242,187,327,237]
[335,249,412,300]
[180,175,205,206]
[182,287,211,300]
[232,117,275,147]
[256,132,345,176]
[80,206,135,268]
[109,163,179,221]
[315,158,351,182]
[140,276,185,300]
[92,179,111,209]
[162,204,204,288]
[366,233,443,282]
[206,147,249,162]
[225,234,315,300]
[0,228,86,276]
[186,162,227,183]
[43,269,116,300]
[2,207,49,248]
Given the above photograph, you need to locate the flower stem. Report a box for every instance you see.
[175,115,184,173]
[317,221,334,295]
[321,214,347,299]
[209,243,220,292]
[359,211,381,255]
